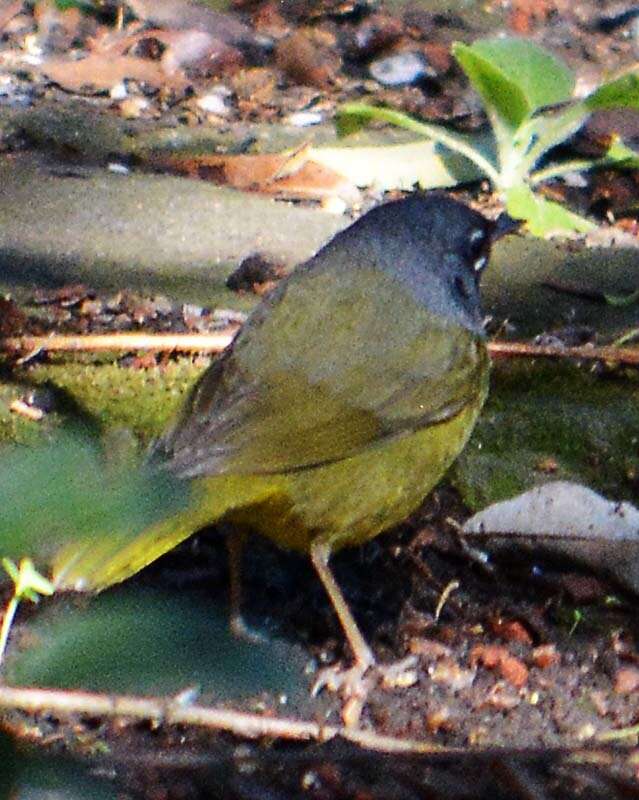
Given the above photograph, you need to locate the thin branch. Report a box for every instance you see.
[487,341,639,366]
[3,334,639,367]
[0,331,237,355]
[0,685,451,753]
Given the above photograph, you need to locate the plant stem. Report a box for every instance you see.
[0,596,19,665]
[612,327,639,347]
[341,104,502,186]
[530,158,616,185]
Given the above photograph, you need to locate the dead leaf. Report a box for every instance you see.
[0,0,23,34]
[490,619,533,645]
[614,666,639,695]
[463,482,639,595]
[41,54,188,93]
[531,644,560,669]
[160,29,239,76]
[145,146,360,204]
[0,297,26,337]
[470,645,528,688]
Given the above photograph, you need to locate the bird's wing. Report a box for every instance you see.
[155,267,488,479]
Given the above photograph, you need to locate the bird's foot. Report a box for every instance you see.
[229,613,269,645]
[311,655,418,728]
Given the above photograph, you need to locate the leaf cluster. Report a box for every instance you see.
[338,38,639,236]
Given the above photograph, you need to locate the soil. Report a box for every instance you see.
[3,1,639,798]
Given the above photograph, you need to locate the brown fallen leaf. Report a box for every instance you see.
[144,143,360,203]
[469,644,529,688]
[160,29,240,76]
[490,618,533,646]
[41,54,188,93]
[614,666,639,695]
[463,482,639,595]
[531,644,560,669]
[86,26,239,77]
[498,654,529,688]
[0,0,23,34]
[0,297,26,338]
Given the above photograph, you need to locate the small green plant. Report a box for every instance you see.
[0,558,54,665]
[338,37,639,236]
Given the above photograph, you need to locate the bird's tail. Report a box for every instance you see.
[52,475,275,593]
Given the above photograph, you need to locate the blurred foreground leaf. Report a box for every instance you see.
[4,585,308,700]
[0,731,17,800]
[0,433,188,573]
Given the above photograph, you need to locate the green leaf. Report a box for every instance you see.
[454,38,574,127]
[602,137,639,167]
[585,70,639,111]
[4,586,309,700]
[505,184,595,237]
[336,103,500,183]
[312,139,485,191]
[604,288,639,307]
[521,103,591,176]
[54,0,95,10]
[0,433,188,572]
[453,42,529,130]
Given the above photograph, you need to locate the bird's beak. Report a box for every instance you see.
[491,212,523,242]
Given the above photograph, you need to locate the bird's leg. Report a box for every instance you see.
[310,539,375,669]
[309,539,377,726]
[310,538,418,728]
[226,528,264,643]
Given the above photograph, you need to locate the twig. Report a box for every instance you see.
[0,332,237,355]
[0,685,451,753]
[2,333,639,367]
[487,341,639,366]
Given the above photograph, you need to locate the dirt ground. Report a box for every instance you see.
[3,0,639,798]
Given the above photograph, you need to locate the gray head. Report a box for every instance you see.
[319,193,498,334]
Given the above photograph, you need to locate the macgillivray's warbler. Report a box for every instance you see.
[53,192,508,708]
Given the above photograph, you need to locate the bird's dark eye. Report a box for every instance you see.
[454,275,469,299]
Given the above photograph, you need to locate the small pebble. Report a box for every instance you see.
[197,92,230,115]
[110,81,128,100]
[108,162,130,175]
[369,51,433,87]
[285,110,323,127]
[119,96,149,119]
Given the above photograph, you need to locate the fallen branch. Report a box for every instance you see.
[2,333,639,367]
[487,341,639,366]
[0,685,451,753]
[0,332,237,356]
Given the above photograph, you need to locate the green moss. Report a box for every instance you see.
[5,355,639,517]
[1,359,204,449]
[456,359,639,509]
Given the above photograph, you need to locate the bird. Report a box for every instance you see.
[53,192,507,717]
